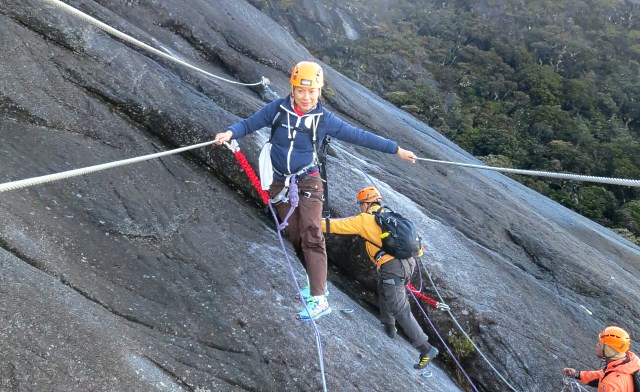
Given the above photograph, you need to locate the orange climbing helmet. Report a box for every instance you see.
[357,186,383,204]
[599,326,630,353]
[290,61,324,89]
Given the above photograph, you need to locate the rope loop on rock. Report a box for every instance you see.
[42,0,269,88]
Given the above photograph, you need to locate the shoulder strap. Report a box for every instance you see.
[313,110,331,219]
[598,355,633,387]
[363,205,386,261]
[269,106,286,141]
[632,369,640,392]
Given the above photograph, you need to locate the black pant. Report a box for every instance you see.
[377,258,430,350]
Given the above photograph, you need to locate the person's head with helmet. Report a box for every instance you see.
[289,61,324,114]
[562,325,640,387]
[356,186,383,212]
[598,326,631,360]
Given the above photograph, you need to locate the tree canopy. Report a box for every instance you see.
[313,0,640,243]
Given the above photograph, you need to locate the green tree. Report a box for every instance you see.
[518,64,563,106]
[577,186,619,225]
[298,0,640,236]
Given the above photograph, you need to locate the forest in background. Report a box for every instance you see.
[256,0,640,244]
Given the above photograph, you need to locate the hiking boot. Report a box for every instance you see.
[384,323,397,339]
[297,296,332,321]
[414,346,439,370]
[295,284,329,301]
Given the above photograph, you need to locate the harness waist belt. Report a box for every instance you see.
[273,163,318,181]
[300,191,325,201]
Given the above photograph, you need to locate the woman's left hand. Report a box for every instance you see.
[397,147,417,163]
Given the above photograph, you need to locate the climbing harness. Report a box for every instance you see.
[416,157,640,187]
[274,175,299,231]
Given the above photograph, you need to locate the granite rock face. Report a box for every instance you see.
[1,1,639,392]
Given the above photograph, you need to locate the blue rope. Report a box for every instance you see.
[407,288,480,392]
[267,202,328,392]
[276,176,299,231]
[417,260,520,391]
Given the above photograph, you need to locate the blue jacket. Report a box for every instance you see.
[228,97,399,180]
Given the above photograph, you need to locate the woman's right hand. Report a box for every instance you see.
[214,130,233,145]
[396,147,417,163]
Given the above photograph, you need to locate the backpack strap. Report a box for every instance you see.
[269,105,285,141]
[374,249,387,262]
[365,206,388,263]
[595,355,633,388]
[632,369,640,392]
[318,132,331,221]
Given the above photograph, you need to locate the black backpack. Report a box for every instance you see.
[371,206,422,260]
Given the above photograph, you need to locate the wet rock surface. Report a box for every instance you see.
[1,1,639,391]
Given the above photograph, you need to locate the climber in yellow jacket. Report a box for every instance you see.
[321,186,438,370]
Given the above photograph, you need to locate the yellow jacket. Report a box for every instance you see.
[321,204,396,268]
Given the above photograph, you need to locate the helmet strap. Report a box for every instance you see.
[602,345,625,361]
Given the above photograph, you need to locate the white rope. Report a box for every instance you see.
[0,140,216,193]
[420,261,520,392]
[42,0,268,87]
[561,376,589,392]
[416,157,640,187]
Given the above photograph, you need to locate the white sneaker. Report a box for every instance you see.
[297,295,332,321]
